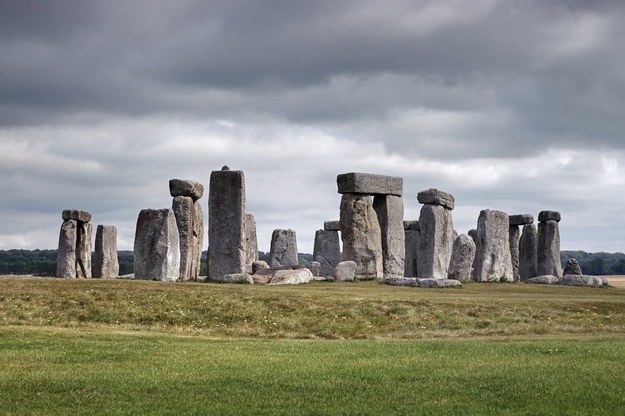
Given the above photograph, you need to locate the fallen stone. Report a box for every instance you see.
[538,211,561,223]
[337,172,403,196]
[448,234,476,282]
[269,269,313,285]
[252,260,270,274]
[218,273,254,284]
[134,208,180,282]
[473,209,513,282]
[384,277,418,287]
[173,196,194,281]
[76,222,92,278]
[417,188,455,210]
[313,230,342,278]
[563,258,583,275]
[93,225,119,278]
[538,220,562,277]
[269,229,299,268]
[403,220,420,230]
[62,209,92,223]
[334,261,357,282]
[418,278,462,288]
[519,224,538,281]
[169,179,204,201]
[526,275,559,285]
[417,204,454,279]
[324,221,340,231]
[340,194,383,279]
[308,261,321,277]
[373,194,405,278]
[56,219,77,278]
[559,275,604,287]
[509,214,534,226]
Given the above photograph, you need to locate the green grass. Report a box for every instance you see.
[1,327,624,415]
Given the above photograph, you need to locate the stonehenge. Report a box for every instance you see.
[537,211,562,277]
[170,179,204,281]
[93,225,119,278]
[57,209,93,278]
[337,172,404,280]
[416,189,455,279]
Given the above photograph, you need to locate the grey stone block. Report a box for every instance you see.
[57,219,77,278]
[417,204,454,279]
[448,234,476,282]
[169,179,204,201]
[134,208,180,282]
[93,225,118,278]
[337,172,403,196]
[324,221,340,231]
[417,188,455,210]
[269,229,299,268]
[373,194,405,278]
[509,214,534,226]
[473,209,513,282]
[313,230,341,278]
[538,211,561,223]
[62,209,92,223]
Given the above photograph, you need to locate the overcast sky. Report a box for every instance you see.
[1,0,624,254]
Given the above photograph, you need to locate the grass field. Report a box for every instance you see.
[1,276,625,414]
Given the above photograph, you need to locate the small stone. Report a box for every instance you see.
[324,221,340,231]
[526,275,559,285]
[417,188,455,210]
[418,278,462,288]
[252,261,270,274]
[308,261,321,277]
[403,220,420,230]
[269,269,313,285]
[169,179,204,201]
[538,211,561,222]
[337,172,403,196]
[509,214,534,226]
[563,258,583,275]
[384,277,418,287]
[62,209,92,223]
[559,275,604,287]
[334,261,357,281]
[219,273,254,284]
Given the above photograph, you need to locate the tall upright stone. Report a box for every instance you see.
[208,167,246,280]
[519,224,538,280]
[340,194,383,279]
[57,209,93,278]
[448,233,476,282]
[93,225,119,278]
[508,215,534,282]
[416,189,455,279]
[172,196,194,281]
[134,208,180,281]
[244,213,259,274]
[269,229,298,267]
[404,221,420,277]
[473,209,513,282]
[313,229,342,278]
[373,195,405,278]
[191,201,204,280]
[76,222,92,278]
[538,210,562,277]
[57,219,77,278]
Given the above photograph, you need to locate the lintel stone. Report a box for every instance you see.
[417,189,455,210]
[538,211,561,222]
[324,220,340,231]
[62,209,92,223]
[509,214,534,226]
[337,172,403,196]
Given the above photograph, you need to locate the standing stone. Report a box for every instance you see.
[340,194,383,280]
[468,229,478,245]
[404,221,420,277]
[190,201,204,280]
[269,229,299,268]
[76,222,92,278]
[208,168,246,281]
[334,261,357,282]
[134,208,180,281]
[313,230,342,278]
[473,209,513,282]
[62,209,92,223]
[308,261,321,277]
[417,203,454,279]
[57,220,77,278]
[448,234,476,282]
[538,211,562,278]
[509,225,521,281]
[519,224,538,281]
[173,196,194,281]
[244,213,259,274]
[563,258,583,275]
[373,194,405,278]
[93,225,119,278]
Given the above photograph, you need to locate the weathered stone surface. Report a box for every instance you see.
[509,225,521,281]
[448,234,476,282]
[93,225,118,278]
[324,221,340,231]
[559,275,604,287]
[563,258,583,275]
[340,194,383,279]
[418,278,462,288]
[57,220,77,278]
[417,189,455,210]
[519,224,538,281]
[468,229,478,245]
[509,214,534,226]
[269,269,313,285]
[244,213,259,274]
[190,201,204,280]
[252,260,270,274]
[337,172,403,196]
[403,220,420,230]
[538,211,561,223]
[538,220,562,277]
[134,208,180,282]
[313,230,341,277]
[373,194,405,278]
[208,169,246,281]
[527,275,559,285]
[252,273,272,285]
[173,196,194,281]
[76,222,92,278]
[384,277,417,287]
[334,261,357,281]
[404,229,419,277]
[169,179,204,201]
[269,229,299,268]
[473,210,513,282]
[417,204,454,279]
[62,209,92,223]
[218,273,254,284]
[308,261,321,277]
